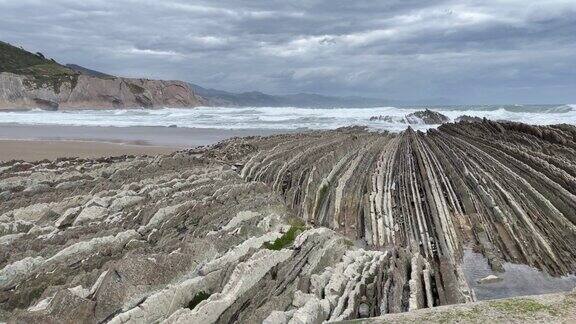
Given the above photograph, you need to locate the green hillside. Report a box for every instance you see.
[0,41,78,92]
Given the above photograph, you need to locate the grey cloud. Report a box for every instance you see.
[0,0,574,103]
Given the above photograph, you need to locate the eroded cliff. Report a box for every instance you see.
[0,41,205,110]
[0,72,205,110]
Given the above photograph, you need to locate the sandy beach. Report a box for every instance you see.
[0,123,292,161]
[0,139,177,161]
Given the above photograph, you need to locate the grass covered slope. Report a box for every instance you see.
[0,41,79,92]
[0,41,59,72]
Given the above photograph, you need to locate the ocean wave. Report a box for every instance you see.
[0,105,574,131]
[424,104,573,114]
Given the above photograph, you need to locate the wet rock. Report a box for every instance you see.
[369,115,404,123]
[406,109,449,124]
[358,302,370,318]
[455,115,484,123]
[369,109,449,125]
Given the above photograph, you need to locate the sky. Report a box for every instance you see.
[0,0,575,104]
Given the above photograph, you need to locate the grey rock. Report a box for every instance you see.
[23,183,51,196]
[55,207,81,228]
[0,190,11,201]
[405,109,449,124]
[72,206,108,225]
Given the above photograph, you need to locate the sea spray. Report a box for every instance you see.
[0,104,574,132]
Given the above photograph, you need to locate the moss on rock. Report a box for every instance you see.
[263,224,305,250]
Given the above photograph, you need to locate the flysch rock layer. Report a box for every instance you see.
[0,120,575,323]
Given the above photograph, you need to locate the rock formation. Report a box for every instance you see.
[406,109,450,124]
[370,109,450,125]
[0,73,206,110]
[1,120,575,322]
[455,115,484,123]
[0,41,205,110]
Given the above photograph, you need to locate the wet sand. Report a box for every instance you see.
[0,124,293,161]
[0,139,177,161]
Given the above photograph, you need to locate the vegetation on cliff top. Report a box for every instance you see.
[0,41,78,92]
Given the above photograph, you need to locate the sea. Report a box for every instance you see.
[0,104,574,132]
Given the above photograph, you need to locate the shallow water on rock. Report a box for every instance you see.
[461,249,576,300]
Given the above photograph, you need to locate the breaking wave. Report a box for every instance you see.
[0,104,574,132]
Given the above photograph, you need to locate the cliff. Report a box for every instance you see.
[0,41,205,110]
[0,72,206,110]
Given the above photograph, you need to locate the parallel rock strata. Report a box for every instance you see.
[1,121,575,323]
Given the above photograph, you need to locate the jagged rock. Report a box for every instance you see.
[0,256,44,290]
[290,296,331,324]
[72,205,107,225]
[293,291,315,308]
[108,195,144,212]
[369,109,449,125]
[54,207,81,228]
[263,311,289,324]
[125,238,148,250]
[455,115,484,123]
[164,249,293,323]
[11,203,58,222]
[405,109,449,124]
[1,122,576,323]
[369,115,404,123]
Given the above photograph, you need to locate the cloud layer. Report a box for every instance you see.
[1,0,575,103]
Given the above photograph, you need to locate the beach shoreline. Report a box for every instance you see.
[0,123,294,161]
[0,139,177,161]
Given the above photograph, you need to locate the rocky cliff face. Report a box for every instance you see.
[1,121,575,323]
[0,41,205,110]
[0,72,205,110]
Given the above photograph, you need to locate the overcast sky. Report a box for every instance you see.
[1,0,575,103]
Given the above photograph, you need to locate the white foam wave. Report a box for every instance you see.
[0,105,574,132]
